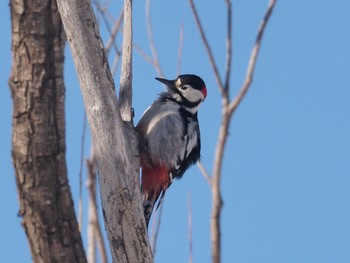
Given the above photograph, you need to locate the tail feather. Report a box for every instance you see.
[143,198,155,227]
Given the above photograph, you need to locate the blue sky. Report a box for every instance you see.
[1,0,350,262]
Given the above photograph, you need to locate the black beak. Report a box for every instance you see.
[155,77,177,92]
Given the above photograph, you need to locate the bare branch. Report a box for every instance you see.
[210,1,277,263]
[177,23,184,75]
[93,0,120,56]
[197,161,212,186]
[87,149,97,263]
[92,3,124,78]
[105,10,124,55]
[188,0,224,94]
[78,113,87,230]
[210,121,226,263]
[228,0,277,115]
[119,0,133,122]
[95,221,108,263]
[224,0,232,94]
[87,146,108,263]
[134,44,156,66]
[92,0,116,23]
[150,201,164,256]
[210,6,234,260]
[145,0,164,77]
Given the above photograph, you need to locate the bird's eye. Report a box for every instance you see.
[180,85,189,90]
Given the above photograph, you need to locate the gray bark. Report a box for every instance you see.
[56,0,153,262]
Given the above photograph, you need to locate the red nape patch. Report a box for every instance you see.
[202,86,207,98]
[141,163,171,201]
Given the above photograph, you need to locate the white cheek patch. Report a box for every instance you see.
[184,88,205,103]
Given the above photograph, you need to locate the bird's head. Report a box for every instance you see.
[156,74,207,114]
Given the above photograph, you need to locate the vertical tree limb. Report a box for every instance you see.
[119,0,133,122]
[177,23,184,76]
[228,0,277,114]
[224,0,232,94]
[78,113,87,230]
[189,0,224,94]
[86,146,97,263]
[57,0,153,262]
[87,147,108,263]
[9,0,86,262]
[149,201,164,256]
[190,0,277,262]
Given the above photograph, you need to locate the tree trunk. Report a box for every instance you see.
[9,0,87,262]
[56,0,153,262]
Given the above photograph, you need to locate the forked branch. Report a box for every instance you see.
[228,0,277,115]
[57,0,153,262]
[189,0,277,262]
[189,0,224,94]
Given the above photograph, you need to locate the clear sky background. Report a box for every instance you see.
[1,1,350,262]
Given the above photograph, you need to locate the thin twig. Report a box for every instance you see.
[95,215,108,263]
[87,153,96,263]
[197,161,212,186]
[177,22,184,75]
[93,0,119,56]
[134,44,156,66]
[92,0,116,23]
[188,0,224,94]
[190,1,278,263]
[150,200,164,256]
[93,2,123,80]
[228,0,277,115]
[105,10,124,55]
[78,112,87,230]
[145,0,164,78]
[87,145,108,263]
[224,0,232,94]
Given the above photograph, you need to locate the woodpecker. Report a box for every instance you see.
[136,74,207,227]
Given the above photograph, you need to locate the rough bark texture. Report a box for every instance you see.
[56,1,153,262]
[9,0,87,262]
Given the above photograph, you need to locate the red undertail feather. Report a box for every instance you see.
[141,161,171,226]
